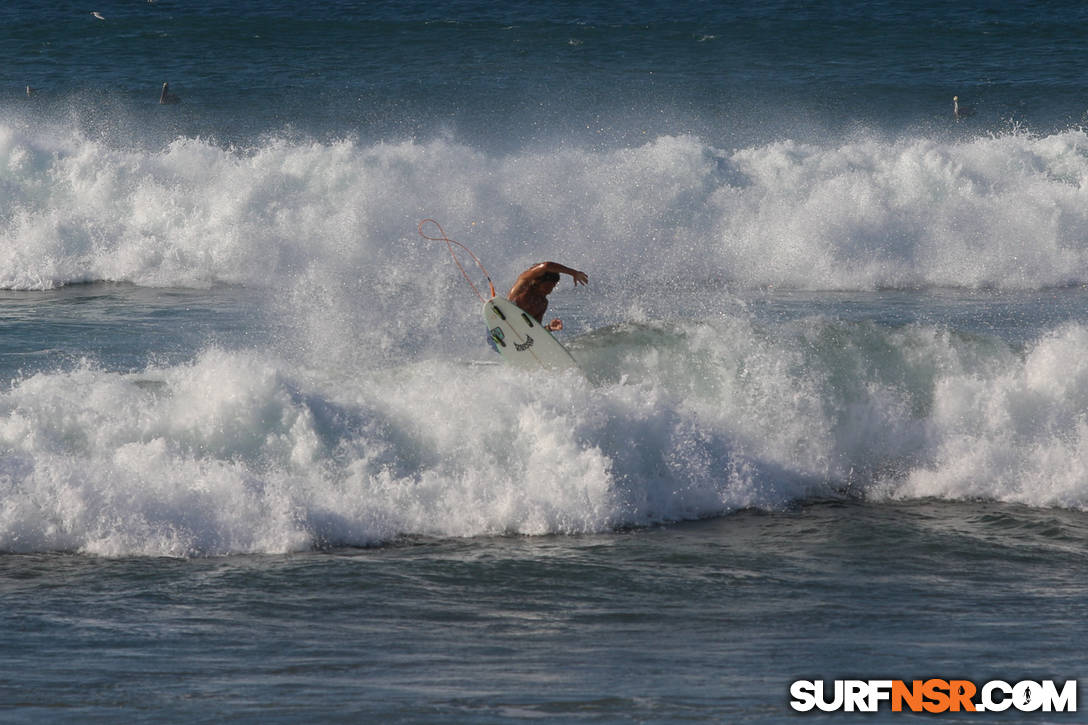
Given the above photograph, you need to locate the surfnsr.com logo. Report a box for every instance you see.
[790,679,1077,713]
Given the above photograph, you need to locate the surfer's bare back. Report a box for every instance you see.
[507,262,588,332]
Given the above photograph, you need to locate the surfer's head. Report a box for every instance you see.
[535,271,560,293]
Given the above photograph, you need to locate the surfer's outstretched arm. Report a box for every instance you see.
[511,262,588,291]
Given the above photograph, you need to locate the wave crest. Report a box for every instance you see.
[4,124,1088,291]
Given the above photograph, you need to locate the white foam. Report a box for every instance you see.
[0,329,831,555]
[886,323,1088,509]
[4,309,1087,556]
[718,131,1088,289]
[5,123,1088,293]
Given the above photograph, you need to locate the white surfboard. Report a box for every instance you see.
[483,297,578,371]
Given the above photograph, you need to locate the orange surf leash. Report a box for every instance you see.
[418,219,496,303]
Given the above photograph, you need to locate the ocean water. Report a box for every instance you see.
[2,0,1088,721]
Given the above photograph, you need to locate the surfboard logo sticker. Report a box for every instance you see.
[482,297,577,371]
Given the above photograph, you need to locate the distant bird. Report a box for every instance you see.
[91,11,105,20]
[953,95,974,120]
[159,82,180,104]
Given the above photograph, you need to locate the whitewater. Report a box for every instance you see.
[4,120,1088,557]
[5,121,1088,292]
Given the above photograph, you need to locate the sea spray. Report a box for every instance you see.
[889,323,1088,509]
[5,302,1087,556]
[5,123,1088,294]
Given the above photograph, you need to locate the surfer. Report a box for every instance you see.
[159,82,180,104]
[953,95,972,120]
[508,262,588,332]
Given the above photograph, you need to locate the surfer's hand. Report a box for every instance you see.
[547,319,563,331]
[571,270,588,287]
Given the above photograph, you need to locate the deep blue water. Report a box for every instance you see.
[9,1,1088,145]
[4,501,1086,723]
[2,1,1088,721]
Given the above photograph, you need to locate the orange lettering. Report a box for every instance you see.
[948,680,977,712]
[892,680,924,712]
[923,679,951,713]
